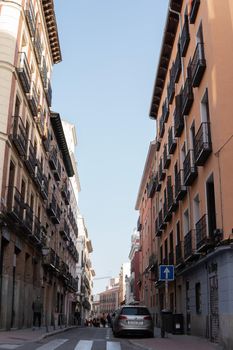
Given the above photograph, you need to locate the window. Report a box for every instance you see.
[195,282,201,313]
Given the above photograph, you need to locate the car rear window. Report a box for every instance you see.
[121,307,150,316]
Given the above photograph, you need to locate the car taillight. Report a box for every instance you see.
[144,316,152,321]
[119,315,127,320]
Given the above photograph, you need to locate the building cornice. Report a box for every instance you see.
[42,0,62,64]
[149,0,183,119]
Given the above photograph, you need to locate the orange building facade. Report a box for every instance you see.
[136,0,233,348]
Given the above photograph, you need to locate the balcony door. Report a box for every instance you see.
[206,175,216,239]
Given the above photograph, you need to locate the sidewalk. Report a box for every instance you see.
[0,325,78,346]
[130,327,224,350]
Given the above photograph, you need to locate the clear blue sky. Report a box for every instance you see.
[53,0,169,294]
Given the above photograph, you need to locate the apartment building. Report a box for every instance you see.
[137,0,233,347]
[127,229,141,304]
[0,0,79,329]
[76,215,94,324]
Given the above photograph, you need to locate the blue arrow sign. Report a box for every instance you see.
[159,265,174,281]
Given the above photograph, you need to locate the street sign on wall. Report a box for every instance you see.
[159,265,175,281]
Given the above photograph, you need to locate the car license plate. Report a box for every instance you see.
[128,321,143,325]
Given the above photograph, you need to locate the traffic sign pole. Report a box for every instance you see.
[165,279,168,310]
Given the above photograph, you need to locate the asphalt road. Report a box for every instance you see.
[0,327,146,350]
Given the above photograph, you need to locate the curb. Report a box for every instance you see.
[37,325,79,341]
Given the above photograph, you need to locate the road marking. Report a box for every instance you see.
[74,340,93,350]
[0,346,21,349]
[106,328,111,339]
[106,342,121,350]
[35,339,68,350]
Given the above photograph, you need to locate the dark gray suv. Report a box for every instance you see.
[112,305,154,338]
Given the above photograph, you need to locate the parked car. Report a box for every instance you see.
[112,305,154,338]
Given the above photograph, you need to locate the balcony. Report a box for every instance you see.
[174,94,184,137]
[24,141,37,177]
[180,16,190,57]
[6,186,25,224]
[147,176,156,198]
[175,170,187,201]
[162,98,169,123]
[155,218,161,236]
[175,241,184,266]
[191,42,206,87]
[40,175,48,200]
[25,1,36,37]
[61,182,70,205]
[163,144,171,169]
[155,172,161,192]
[33,216,46,245]
[159,116,165,138]
[17,52,31,93]
[40,57,48,89]
[11,116,28,156]
[60,218,70,241]
[34,160,43,189]
[49,148,61,181]
[181,76,193,116]
[155,137,161,152]
[43,248,60,271]
[42,135,50,153]
[137,216,142,232]
[168,127,177,154]
[189,0,200,24]
[60,261,69,280]
[163,200,172,223]
[54,159,61,181]
[34,30,42,65]
[47,193,60,224]
[159,158,166,182]
[194,122,212,166]
[183,150,198,186]
[167,182,178,213]
[27,82,39,116]
[23,204,33,234]
[45,79,52,107]
[184,230,195,261]
[196,214,212,251]
[173,43,181,83]
[167,76,175,105]
[35,109,46,137]
[159,208,166,230]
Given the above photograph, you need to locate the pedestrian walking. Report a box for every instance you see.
[100,313,106,327]
[32,296,43,329]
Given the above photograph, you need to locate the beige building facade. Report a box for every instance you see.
[136,0,233,348]
[0,0,80,329]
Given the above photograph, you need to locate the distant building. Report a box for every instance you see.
[127,229,141,304]
[99,278,119,314]
[118,262,130,305]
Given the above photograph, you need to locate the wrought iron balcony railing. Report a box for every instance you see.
[163,144,171,169]
[183,149,198,186]
[27,82,39,116]
[25,141,37,177]
[155,172,161,192]
[34,30,42,65]
[175,169,187,201]
[191,42,206,87]
[41,175,49,200]
[167,75,175,105]
[147,176,156,198]
[168,126,177,154]
[6,186,25,224]
[40,57,48,89]
[61,182,70,205]
[173,43,181,83]
[11,116,28,156]
[184,230,195,260]
[24,204,33,234]
[196,214,213,251]
[181,76,193,116]
[60,218,70,241]
[163,200,172,223]
[189,0,200,24]
[159,158,166,182]
[17,52,31,93]
[34,160,43,189]
[35,109,46,137]
[159,208,166,230]
[45,79,52,107]
[167,182,178,213]
[194,122,212,166]
[159,115,165,138]
[162,98,169,123]
[25,1,36,37]
[155,218,162,237]
[180,16,190,57]
[33,216,46,245]
[174,94,184,137]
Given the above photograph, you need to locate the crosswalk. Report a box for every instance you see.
[0,339,123,350]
